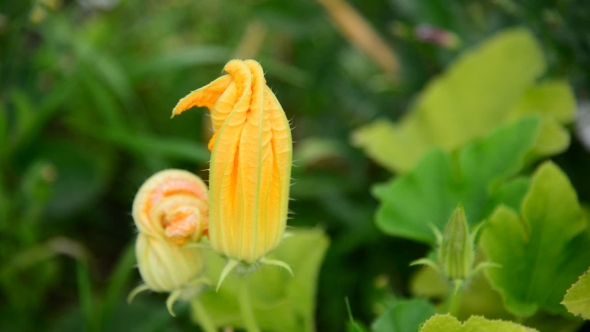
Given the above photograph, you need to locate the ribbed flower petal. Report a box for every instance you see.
[173,59,292,264]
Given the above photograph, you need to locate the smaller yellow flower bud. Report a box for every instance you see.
[128,169,209,315]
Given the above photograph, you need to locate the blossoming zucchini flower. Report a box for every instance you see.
[128,169,210,315]
[172,59,293,289]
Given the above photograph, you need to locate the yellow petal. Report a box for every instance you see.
[172,59,292,264]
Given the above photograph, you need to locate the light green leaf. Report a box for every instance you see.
[507,80,575,123]
[410,255,513,321]
[374,116,539,244]
[506,81,575,157]
[480,162,590,317]
[352,29,574,173]
[192,228,329,332]
[562,267,590,320]
[419,314,538,332]
[372,298,435,332]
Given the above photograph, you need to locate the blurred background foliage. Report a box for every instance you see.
[1,0,590,331]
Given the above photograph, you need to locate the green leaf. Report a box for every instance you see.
[101,131,210,163]
[419,314,538,332]
[192,228,329,332]
[131,46,232,77]
[507,80,575,124]
[562,267,590,320]
[480,162,590,317]
[507,80,575,158]
[76,262,98,332]
[0,103,7,159]
[374,116,539,244]
[352,29,574,173]
[346,297,369,332]
[410,262,513,321]
[483,177,530,218]
[100,244,136,327]
[372,298,435,332]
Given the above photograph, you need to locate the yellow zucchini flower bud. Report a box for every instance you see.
[172,59,293,287]
[128,169,209,315]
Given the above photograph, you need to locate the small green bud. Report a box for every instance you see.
[438,205,474,280]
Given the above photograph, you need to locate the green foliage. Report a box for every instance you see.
[191,228,329,332]
[480,162,590,317]
[76,262,98,332]
[372,298,435,332]
[419,314,538,332]
[562,268,590,320]
[374,116,539,244]
[352,29,575,173]
[2,0,590,330]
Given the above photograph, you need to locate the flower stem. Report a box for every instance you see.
[238,277,260,332]
[448,280,463,316]
[191,299,217,332]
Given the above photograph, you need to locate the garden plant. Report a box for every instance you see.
[2,0,590,332]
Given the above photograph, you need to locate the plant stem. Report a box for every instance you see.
[191,299,217,332]
[238,277,260,332]
[448,280,463,316]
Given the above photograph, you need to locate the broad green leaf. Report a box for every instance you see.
[507,81,575,157]
[522,312,584,332]
[410,257,512,321]
[420,314,538,332]
[480,162,590,317]
[192,228,329,332]
[507,80,575,123]
[374,116,539,244]
[372,298,435,332]
[352,29,574,173]
[562,267,590,320]
[483,177,530,218]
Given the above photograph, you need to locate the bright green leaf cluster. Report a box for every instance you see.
[562,268,590,320]
[480,162,590,317]
[374,116,540,244]
[191,229,329,332]
[419,314,538,332]
[372,299,436,332]
[352,29,575,174]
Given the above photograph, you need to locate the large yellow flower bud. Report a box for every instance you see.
[129,169,209,315]
[172,59,293,286]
